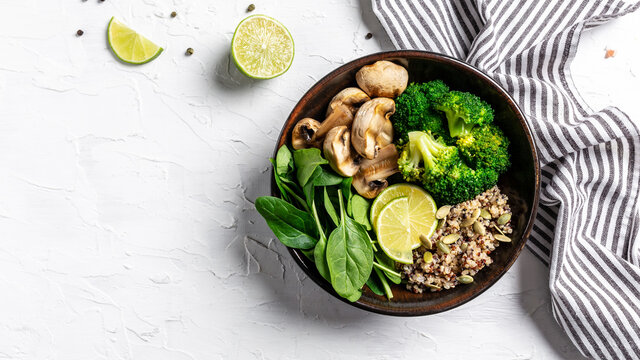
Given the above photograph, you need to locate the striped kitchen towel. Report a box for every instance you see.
[372,0,640,359]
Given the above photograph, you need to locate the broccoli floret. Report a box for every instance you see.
[398,130,499,204]
[392,81,451,145]
[436,90,494,138]
[457,124,510,174]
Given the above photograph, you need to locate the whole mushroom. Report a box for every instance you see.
[351,97,395,160]
[353,144,399,199]
[323,126,361,177]
[356,60,408,98]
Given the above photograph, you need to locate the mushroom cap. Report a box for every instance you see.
[323,126,360,177]
[326,87,371,118]
[314,104,354,140]
[351,97,395,160]
[292,118,322,150]
[356,60,409,98]
[352,144,399,199]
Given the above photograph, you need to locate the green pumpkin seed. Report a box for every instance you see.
[492,223,506,235]
[460,243,468,251]
[427,283,441,289]
[498,213,512,225]
[437,241,450,254]
[460,208,481,227]
[437,218,446,230]
[457,275,474,284]
[420,234,433,249]
[423,252,433,263]
[436,205,452,219]
[442,233,460,244]
[473,221,486,235]
[480,208,491,219]
[494,234,511,242]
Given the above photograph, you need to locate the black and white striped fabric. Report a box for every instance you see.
[372,0,640,358]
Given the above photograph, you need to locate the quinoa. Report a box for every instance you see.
[401,186,513,293]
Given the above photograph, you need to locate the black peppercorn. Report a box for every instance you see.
[365,33,373,40]
[186,48,194,56]
[170,11,177,18]
[76,29,84,36]
[247,4,256,12]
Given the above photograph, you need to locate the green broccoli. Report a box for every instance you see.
[398,131,499,204]
[435,90,494,138]
[456,124,510,174]
[392,81,451,145]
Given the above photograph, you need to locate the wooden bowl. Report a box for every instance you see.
[272,50,540,316]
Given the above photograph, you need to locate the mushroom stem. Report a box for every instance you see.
[351,97,395,160]
[323,126,361,177]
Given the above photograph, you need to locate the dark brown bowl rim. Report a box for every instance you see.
[271,50,540,316]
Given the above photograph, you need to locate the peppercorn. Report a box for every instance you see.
[365,33,373,40]
[170,11,177,18]
[76,29,84,36]
[247,4,255,12]
[186,48,194,56]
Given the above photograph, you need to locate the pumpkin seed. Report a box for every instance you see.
[498,213,512,225]
[460,208,481,227]
[427,283,441,289]
[442,233,460,244]
[436,205,452,219]
[473,221,486,235]
[437,218,446,230]
[420,234,433,249]
[480,208,491,219]
[460,243,468,251]
[492,223,506,235]
[423,252,433,263]
[494,234,511,242]
[437,241,450,254]
[457,275,474,284]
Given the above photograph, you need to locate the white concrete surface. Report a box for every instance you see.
[0,0,637,359]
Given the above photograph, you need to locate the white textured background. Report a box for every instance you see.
[0,1,638,359]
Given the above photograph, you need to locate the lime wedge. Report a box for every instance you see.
[231,15,294,79]
[107,17,163,65]
[376,196,413,264]
[371,184,438,249]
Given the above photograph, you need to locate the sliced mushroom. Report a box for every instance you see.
[326,87,370,118]
[323,126,361,177]
[355,60,408,98]
[292,118,322,150]
[351,97,395,160]
[353,144,399,199]
[314,104,354,140]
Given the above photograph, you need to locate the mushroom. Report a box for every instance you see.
[355,60,409,98]
[351,97,395,160]
[326,87,370,118]
[292,118,322,150]
[353,144,399,199]
[323,126,361,177]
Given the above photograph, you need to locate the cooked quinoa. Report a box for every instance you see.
[401,186,513,293]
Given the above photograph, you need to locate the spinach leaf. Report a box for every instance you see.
[340,177,353,216]
[373,267,394,299]
[302,167,321,208]
[345,289,362,302]
[323,187,339,227]
[351,194,372,230]
[375,251,402,284]
[294,148,328,187]
[311,201,331,282]
[313,167,343,186]
[275,145,294,177]
[366,274,384,296]
[326,190,373,301]
[255,196,318,249]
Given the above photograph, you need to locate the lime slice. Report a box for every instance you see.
[231,15,294,79]
[107,17,163,65]
[371,184,438,249]
[376,196,413,264]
